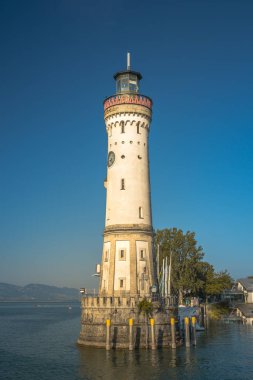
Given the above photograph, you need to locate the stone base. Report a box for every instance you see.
[77,296,179,349]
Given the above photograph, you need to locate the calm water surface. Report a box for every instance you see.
[0,302,253,380]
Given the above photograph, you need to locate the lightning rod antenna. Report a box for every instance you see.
[127,52,131,71]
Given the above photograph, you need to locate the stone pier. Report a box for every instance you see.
[77,296,178,349]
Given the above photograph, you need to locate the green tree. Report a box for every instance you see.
[196,261,215,299]
[205,270,233,299]
[155,228,205,304]
[196,261,233,300]
[155,228,233,304]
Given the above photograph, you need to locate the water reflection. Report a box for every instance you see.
[1,303,253,380]
[78,347,191,380]
[77,322,253,380]
[170,349,177,368]
[79,348,161,379]
[185,347,191,365]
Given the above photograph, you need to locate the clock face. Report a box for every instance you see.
[108,151,115,167]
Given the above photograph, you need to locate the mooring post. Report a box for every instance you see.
[204,303,208,328]
[150,318,156,350]
[170,317,176,349]
[106,319,111,350]
[191,316,197,346]
[129,318,134,350]
[184,317,190,348]
[201,304,207,328]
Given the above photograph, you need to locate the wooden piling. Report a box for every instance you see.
[129,318,134,350]
[184,317,190,348]
[170,317,176,349]
[150,318,156,350]
[106,319,111,350]
[191,316,197,346]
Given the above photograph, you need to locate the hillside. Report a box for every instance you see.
[0,283,80,301]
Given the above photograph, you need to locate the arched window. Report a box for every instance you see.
[139,206,143,219]
[121,178,125,190]
[121,122,125,133]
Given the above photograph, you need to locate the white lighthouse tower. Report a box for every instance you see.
[100,53,155,297]
[78,56,176,349]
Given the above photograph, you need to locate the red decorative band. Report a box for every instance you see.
[104,94,152,111]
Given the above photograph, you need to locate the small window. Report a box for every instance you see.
[137,123,140,134]
[140,249,145,260]
[139,207,144,219]
[119,249,126,260]
[121,155,125,159]
[121,178,125,190]
[121,122,125,133]
[104,250,109,262]
[138,155,142,159]
[119,278,125,288]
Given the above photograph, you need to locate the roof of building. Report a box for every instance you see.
[237,277,253,291]
[236,303,253,318]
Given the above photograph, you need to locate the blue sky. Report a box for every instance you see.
[0,0,252,288]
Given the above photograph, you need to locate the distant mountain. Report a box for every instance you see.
[0,283,80,301]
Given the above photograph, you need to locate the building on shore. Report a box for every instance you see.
[235,303,253,325]
[236,277,253,303]
[77,55,177,349]
[234,277,253,325]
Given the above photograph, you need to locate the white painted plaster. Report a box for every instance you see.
[101,241,111,292]
[136,240,150,294]
[105,113,152,227]
[114,240,130,291]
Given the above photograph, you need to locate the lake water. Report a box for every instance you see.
[0,302,253,380]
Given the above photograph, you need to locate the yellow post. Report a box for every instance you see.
[184,317,190,348]
[129,318,134,350]
[170,317,176,349]
[191,316,197,346]
[150,318,156,350]
[106,319,111,350]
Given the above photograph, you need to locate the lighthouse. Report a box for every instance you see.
[78,55,176,349]
[100,53,155,297]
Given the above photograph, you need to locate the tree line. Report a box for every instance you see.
[155,228,232,304]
